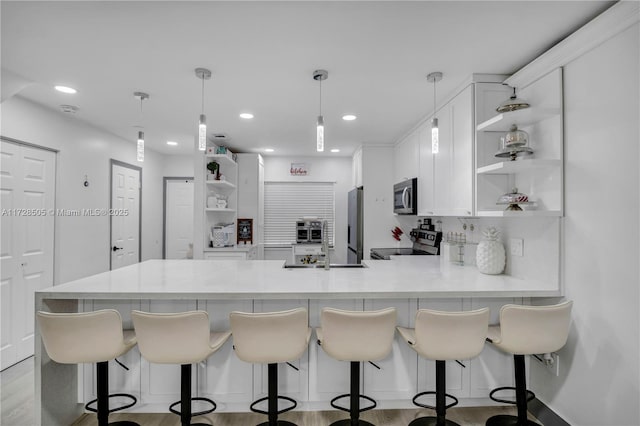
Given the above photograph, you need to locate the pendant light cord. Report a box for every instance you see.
[201,76,205,114]
[433,79,436,116]
[319,78,322,116]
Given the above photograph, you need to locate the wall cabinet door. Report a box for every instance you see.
[448,84,474,216]
[418,123,435,216]
[417,85,473,217]
[394,131,420,183]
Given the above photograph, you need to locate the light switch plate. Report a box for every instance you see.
[510,238,524,257]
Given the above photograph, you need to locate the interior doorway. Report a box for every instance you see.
[163,177,194,259]
[110,160,141,270]
[0,138,56,370]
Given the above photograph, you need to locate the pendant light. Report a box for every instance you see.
[313,69,328,152]
[195,68,212,151]
[427,72,443,154]
[496,86,530,113]
[133,91,149,162]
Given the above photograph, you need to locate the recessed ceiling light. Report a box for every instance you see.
[54,85,77,94]
[59,105,78,114]
[264,148,274,152]
[342,114,357,121]
[240,113,254,119]
[166,141,178,146]
[331,149,340,153]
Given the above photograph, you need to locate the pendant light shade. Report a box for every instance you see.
[427,72,443,154]
[313,69,328,152]
[137,131,145,162]
[195,68,212,151]
[133,92,149,162]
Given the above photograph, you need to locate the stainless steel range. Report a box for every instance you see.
[370,228,442,260]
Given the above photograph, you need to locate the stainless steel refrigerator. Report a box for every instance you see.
[347,187,363,264]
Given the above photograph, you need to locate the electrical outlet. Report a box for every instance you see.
[510,238,524,257]
[533,352,560,376]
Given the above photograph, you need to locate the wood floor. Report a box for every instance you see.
[2,357,540,426]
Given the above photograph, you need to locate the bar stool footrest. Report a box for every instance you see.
[409,417,461,426]
[489,386,535,405]
[485,414,540,426]
[250,395,297,415]
[85,393,137,414]
[412,391,458,410]
[169,397,216,418]
[330,393,377,413]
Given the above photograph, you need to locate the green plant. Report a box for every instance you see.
[207,161,219,174]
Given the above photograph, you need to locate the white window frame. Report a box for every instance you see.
[264,181,335,247]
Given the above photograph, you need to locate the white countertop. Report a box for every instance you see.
[37,257,560,300]
[204,244,256,252]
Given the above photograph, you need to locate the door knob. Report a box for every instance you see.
[112,246,123,252]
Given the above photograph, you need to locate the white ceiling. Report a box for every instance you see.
[1,1,613,157]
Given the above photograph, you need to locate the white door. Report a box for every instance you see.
[165,179,194,259]
[111,162,140,270]
[1,140,55,370]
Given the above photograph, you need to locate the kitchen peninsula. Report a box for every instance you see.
[35,258,560,426]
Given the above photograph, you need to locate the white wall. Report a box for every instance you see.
[529,23,640,425]
[1,96,168,284]
[163,154,194,177]
[262,155,352,263]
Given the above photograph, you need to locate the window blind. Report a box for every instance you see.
[264,182,335,246]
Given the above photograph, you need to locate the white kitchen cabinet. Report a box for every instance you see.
[393,130,420,183]
[475,68,564,217]
[253,300,310,405]
[203,247,256,260]
[204,150,238,251]
[418,123,436,215]
[413,76,510,217]
[237,153,264,259]
[308,299,364,402]
[352,148,363,188]
[362,299,418,401]
[200,299,254,406]
[468,298,523,398]
[415,299,468,398]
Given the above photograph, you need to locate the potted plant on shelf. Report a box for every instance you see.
[207,161,219,180]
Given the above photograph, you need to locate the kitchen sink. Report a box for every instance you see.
[283,264,367,269]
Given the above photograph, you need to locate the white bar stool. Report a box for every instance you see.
[485,301,573,426]
[230,307,312,426]
[397,307,490,426]
[131,310,231,426]
[316,307,397,426]
[37,310,139,426]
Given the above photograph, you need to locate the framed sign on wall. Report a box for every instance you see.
[237,218,253,244]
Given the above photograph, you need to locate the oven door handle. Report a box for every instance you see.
[402,187,410,209]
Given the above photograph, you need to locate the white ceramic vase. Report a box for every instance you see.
[476,227,505,275]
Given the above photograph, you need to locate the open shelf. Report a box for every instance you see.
[477,159,561,175]
[205,180,236,189]
[205,208,236,213]
[476,209,562,217]
[205,153,237,168]
[476,107,560,132]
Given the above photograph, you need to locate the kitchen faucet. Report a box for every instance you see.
[321,220,330,270]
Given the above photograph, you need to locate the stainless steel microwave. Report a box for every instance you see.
[393,178,417,215]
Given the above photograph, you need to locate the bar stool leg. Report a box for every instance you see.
[97,361,109,426]
[181,364,192,426]
[350,361,360,425]
[268,363,278,426]
[514,355,528,425]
